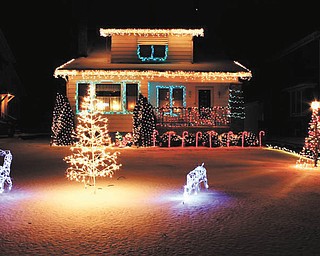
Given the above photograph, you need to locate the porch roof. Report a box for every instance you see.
[54,48,252,81]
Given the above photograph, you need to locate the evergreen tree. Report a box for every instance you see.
[133,94,156,147]
[297,101,320,168]
[50,92,76,146]
[64,85,121,191]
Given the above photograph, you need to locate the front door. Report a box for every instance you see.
[198,90,211,109]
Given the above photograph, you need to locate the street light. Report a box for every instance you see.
[311,100,320,167]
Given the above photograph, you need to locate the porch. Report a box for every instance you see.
[154,106,230,133]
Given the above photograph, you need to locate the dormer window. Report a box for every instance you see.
[137,45,168,62]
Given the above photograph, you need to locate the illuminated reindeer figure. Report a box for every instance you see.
[0,149,13,193]
[183,163,209,197]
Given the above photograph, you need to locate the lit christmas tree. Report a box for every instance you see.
[133,93,156,147]
[64,84,121,190]
[50,92,76,146]
[296,100,320,168]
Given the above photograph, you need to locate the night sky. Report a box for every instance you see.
[1,0,319,132]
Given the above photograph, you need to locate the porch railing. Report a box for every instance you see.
[154,106,230,127]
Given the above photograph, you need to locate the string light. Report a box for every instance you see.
[99,28,205,37]
[50,92,77,146]
[54,66,252,82]
[64,84,121,190]
[0,149,13,193]
[183,163,209,199]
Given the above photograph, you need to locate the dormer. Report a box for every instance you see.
[99,28,204,64]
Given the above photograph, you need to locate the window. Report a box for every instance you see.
[77,82,139,113]
[126,83,138,111]
[77,83,90,112]
[96,84,122,112]
[137,45,168,62]
[290,90,302,116]
[157,86,185,116]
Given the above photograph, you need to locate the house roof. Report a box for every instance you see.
[54,29,252,82]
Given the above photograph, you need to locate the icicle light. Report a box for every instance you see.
[54,67,252,82]
[99,28,205,37]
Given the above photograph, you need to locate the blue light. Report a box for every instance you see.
[137,45,168,62]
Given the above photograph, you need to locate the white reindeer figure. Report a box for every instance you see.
[0,149,13,193]
[183,163,209,197]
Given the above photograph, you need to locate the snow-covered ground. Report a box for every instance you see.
[1,137,320,255]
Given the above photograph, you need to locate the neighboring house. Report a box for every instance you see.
[53,28,252,134]
[0,29,22,136]
[259,31,320,137]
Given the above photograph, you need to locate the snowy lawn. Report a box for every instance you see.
[0,137,320,255]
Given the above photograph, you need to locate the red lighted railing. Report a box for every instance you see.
[154,106,230,127]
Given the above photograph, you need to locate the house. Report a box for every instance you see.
[0,29,23,136]
[254,31,320,137]
[53,28,252,134]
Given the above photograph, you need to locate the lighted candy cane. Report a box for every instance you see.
[152,129,159,147]
[242,131,248,148]
[207,130,217,148]
[181,131,188,147]
[259,130,265,147]
[196,131,202,147]
[167,131,176,148]
[227,131,233,147]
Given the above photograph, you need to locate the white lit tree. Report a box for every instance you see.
[64,85,121,190]
[50,92,76,146]
[296,100,320,168]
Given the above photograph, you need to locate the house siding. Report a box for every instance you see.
[111,35,193,63]
[66,75,233,133]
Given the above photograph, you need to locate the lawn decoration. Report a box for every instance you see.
[296,100,320,168]
[64,84,121,191]
[0,149,13,193]
[183,163,209,198]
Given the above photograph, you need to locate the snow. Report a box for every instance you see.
[1,137,320,255]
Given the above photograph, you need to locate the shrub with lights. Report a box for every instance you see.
[64,85,121,190]
[50,92,77,146]
[133,93,156,147]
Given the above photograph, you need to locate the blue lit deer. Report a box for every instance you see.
[183,163,209,197]
[0,149,13,193]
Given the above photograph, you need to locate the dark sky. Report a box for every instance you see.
[1,0,320,131]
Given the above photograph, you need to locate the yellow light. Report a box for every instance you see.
[99,28,204,37]
[311,100,320,110]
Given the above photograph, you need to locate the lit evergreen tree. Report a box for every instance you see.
[133,93,156,147]
[64,85,121,191]
[296,101,320,168]
[50,92,76,146]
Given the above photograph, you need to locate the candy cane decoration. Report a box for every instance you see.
[227,131,233,147]
[207,130,217,148]
[196,131,202,147]
[168,131,176,148]
[242,131,248,148]
[182,131,189,147]
[259,130,265,147]
[152,130,159,147]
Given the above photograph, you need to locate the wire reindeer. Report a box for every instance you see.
[0,149,13,193]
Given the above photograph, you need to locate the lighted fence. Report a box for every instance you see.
[154,106,230,127]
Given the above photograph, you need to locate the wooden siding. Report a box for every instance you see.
[66,76,234,133]
[111,35,193,63]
